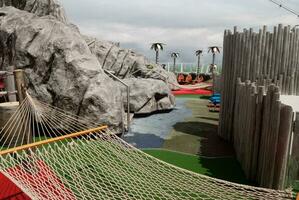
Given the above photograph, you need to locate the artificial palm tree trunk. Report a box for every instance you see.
[155,50,159,64]
[196,56,201,77]
[212,53,216,95]
[212,53,216,65]
[173,57,176,73]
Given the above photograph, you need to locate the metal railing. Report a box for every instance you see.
[104,70,131,135]
[162,63,222,74]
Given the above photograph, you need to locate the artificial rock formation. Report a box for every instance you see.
[0,2,176,133]
[85,36,178,90]
[85,36,177,107]
[0,0,67,23]
[0,7,124,132]
[119,78,175,114]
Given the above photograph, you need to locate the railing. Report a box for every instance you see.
[104,70,130,135]
[162,63,221,74]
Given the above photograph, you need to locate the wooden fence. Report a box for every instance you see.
[234,80,294,189]
[219,25,299,142]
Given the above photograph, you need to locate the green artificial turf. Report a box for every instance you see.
[293,181,299,193]
[162,98,230,156]
[143,149,250,185]
[199,95,212,100]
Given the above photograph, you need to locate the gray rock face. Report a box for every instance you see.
[85,36,177,112]
[0,0,67,23]
[85,36,178,89]
[119,78,175,114]
[0,7,124,132]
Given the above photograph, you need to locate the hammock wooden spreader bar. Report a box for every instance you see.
[0,125,108,156]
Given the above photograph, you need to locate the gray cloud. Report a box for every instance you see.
[61,0,299,63]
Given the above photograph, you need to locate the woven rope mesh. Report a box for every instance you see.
[0,95,294,200]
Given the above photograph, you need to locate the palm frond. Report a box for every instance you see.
[196,50,203,56]
[171,52,180,58]
[208,46,221,54]
[151,43,166,51]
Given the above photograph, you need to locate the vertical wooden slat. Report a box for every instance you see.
[271,26,278,79]
[273,105,293,189]
[275,24,283,78]
[250,86,265,180]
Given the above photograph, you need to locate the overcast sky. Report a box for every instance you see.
[61,0,299,64]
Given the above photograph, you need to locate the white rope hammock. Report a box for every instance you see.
[0,95,294,200]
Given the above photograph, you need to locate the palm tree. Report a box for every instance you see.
[208,46,221,95]
[208,46,221,66]
[171,52,179,73]
[151,43,165,64]
[195,50,203,77]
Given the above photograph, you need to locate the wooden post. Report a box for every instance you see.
[270,26,277,79]
[265,88,281,188]
[13,69,32,146]
[13,69,26,104]
[273,105,293,189]
[4,66,17,102]
[257,85,273,185]
[267,32,274,78]
[275,24,283,78]
[256,29,263,80]
[250,86,265,180]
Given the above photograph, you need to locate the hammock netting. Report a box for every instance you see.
[0,94,294,200]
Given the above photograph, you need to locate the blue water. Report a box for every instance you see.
[123,99,192,149]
